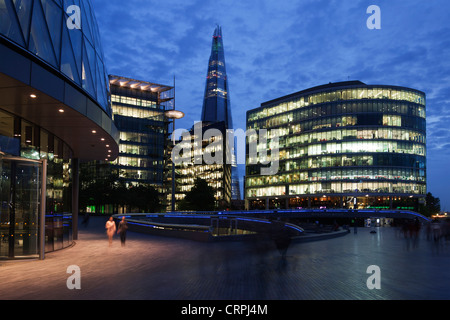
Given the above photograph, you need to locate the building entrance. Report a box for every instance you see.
[0,157,43,259]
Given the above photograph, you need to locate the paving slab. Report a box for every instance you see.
[0,216,449,300]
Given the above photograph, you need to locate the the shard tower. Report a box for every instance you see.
[201,25,241,201]
[201,25,232,128]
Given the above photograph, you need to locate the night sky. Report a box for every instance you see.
[92,0,450,210]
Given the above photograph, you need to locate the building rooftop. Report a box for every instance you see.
[109,75,173,93]
[259,80,425,108]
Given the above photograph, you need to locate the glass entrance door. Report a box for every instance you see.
[0,157,41,259]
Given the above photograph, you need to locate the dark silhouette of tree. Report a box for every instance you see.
[179,178,215,211]
[79,169,118,213]
[420,192,441,217]
[128,184,161,213]
[79,163,161,214]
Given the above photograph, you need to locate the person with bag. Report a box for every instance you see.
[117,216,128,247]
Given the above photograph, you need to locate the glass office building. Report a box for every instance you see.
[110,75,173,191]
[245,81,426,211]
[175,121,232,209]
[0,0,119,259]
[80,75,174,213]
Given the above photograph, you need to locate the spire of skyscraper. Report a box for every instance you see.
[201,25,233,130]
[201,25,241,201]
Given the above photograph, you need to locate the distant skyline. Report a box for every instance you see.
[92,0,450,210]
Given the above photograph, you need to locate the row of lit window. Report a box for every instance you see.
[248,140,425,166]
[287,140,425,157]
[282,128,425,146]
[247,109,425,134]
[246,167,425,187]
[248,87,425,121]
[249,126,426,148]
[246,154,425,176]
[112,105,164,120]
[1,117,73,161]
[246,181,426,198]
[177,168,225,180]
[249,113,425,134]
[206,88,227,98]
[119,143,164,156]
[111,94,159,108]
[177,163,226,172]
[179,179,224,188]
[207,70,224,78]
[119,132,163,144]
[209,60,225,67]
[117,169,163,181]
[114,157,163,168]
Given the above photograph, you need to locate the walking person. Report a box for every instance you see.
[117,216,128,247]
[81,213,90,227]
[105,216,116,247]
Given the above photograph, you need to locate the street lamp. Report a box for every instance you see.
[164,110,185,120]
[164,109,185,211]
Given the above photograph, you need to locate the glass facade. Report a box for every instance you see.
[0,0,111,114]
[201,25,232,129]
[79,76,175,214]
[245,81,426,211]
[0,109,72,258]
[175,121,232,209]
[108,76,174,190]
[0,0,116,258]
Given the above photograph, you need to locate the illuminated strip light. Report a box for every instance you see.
[164,214,211,219]
[219,208,431,221]
[284,223,305,233]
[126,215,304,234]
[126,220,210,232]
[236,217,271,224]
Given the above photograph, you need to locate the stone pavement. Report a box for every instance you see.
[0,216,449,300]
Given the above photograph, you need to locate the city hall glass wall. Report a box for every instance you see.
[245,81,426,211]
[0,0,119,258]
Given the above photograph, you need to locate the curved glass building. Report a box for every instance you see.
[0,0,119,259]
[245,81,426,212]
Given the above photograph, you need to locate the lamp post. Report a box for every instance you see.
[164,109,185,211]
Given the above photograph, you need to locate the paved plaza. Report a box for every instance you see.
[0,216,449,300]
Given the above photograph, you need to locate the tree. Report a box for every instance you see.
[79,162,162,214]
[128,184,161,213]
[179,178,215,211]
[79,168,118,214]
[419,192,441,217]
[425,192,441,216]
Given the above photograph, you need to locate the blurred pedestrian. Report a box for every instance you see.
[270,220,292,259]
[431,220,441,242]
[105,216,116,247]
[117,216,128,247]
[81,213,90,227]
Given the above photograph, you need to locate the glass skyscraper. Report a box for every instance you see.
[201,25,232,129]
[201,25,241,201]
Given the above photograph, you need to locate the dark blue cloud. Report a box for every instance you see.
[91,0,450,209]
